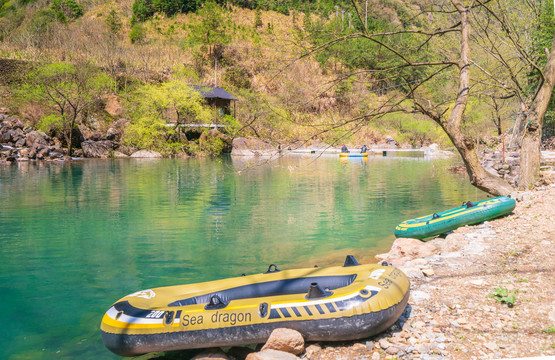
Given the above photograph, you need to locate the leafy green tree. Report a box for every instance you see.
[131,0,154,23]
[131,0,199,22]
[22,63,113,156]
[124,80,212,154]
[50,0,83,23]
[189,0,232,58]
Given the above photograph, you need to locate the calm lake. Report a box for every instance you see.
[0,154,484,359]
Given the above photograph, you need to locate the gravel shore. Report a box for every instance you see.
[305,184,555,360]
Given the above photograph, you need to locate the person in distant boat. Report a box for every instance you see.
[341,145,349,153]
[361,145,368,153]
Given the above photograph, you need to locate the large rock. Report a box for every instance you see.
[82,140,116,158]
[231,137,277,156]
[25,130,50,148]
[130,150,162,158]
[245,349,299,360]
[210,129,232,153]
[376,238,439,263]
[28,143,50,159]
[106,127,118,140]
[0,129,16,143]
[261,328,304,355]
[441,232,467,253]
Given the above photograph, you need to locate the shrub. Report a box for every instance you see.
[224,66,251,89]
[37,114,64,136]
[254,7,262,28]
[105,9,122,34]
[28,9,56,43]
[130,23,146,44]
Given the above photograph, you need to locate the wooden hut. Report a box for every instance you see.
[192,85,237,117]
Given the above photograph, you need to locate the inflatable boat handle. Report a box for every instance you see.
[463,201,476,208]
[163,311,174,325]
[205,295,227,310]
[265,264,280,273]
[343,255,360,267]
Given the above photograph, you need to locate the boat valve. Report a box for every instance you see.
[306,282,333,300]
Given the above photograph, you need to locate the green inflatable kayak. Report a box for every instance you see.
[394,196,516,240]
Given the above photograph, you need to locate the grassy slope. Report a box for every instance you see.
[0,1,451,148]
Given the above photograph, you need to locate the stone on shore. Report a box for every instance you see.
[82,140,116,158]
[261,328,304,355]
[191,348,231,360]
[375,237,440,264]
[245,349,299,360]
[25,130,49,148]
[130,150,162,158]
[441,232,467,253]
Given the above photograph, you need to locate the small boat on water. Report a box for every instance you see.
[394,196,516,240]
[339,152,368,157]
[100,256,410,356]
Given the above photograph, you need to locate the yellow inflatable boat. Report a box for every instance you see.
[100,256,410,356]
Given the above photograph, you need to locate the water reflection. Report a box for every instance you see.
[0,155,482,359]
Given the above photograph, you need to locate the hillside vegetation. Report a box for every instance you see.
[0,0,552,157]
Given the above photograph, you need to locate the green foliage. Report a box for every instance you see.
[124,80,213,155]
[189,0,232,50]
[542,326,555,334]
[224,66,251,89]
[397,118,444,147]
[186,131,227,155]
[254,7,262,28]
[489,288,516,308]
[528,1,555,91]
[130,23,147,44]
[50,0,83,23]
[37,114,63,134]
[21,62,113,154]
[131,0,199,23]
[105,9,122,34]
[0,0,14,17]
[131,0,152,22]
[28,9,56,45]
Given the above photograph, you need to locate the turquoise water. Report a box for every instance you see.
[0,155,484,359]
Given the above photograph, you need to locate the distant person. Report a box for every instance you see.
[361,145,368,153]
[341,145,349,153]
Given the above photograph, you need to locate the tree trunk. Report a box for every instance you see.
[507,102,528,150]
[519,121,540,188]
[518,35,555,189]
[440,0,513,196]
[444,129,514,195]
[68,118,75,157]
